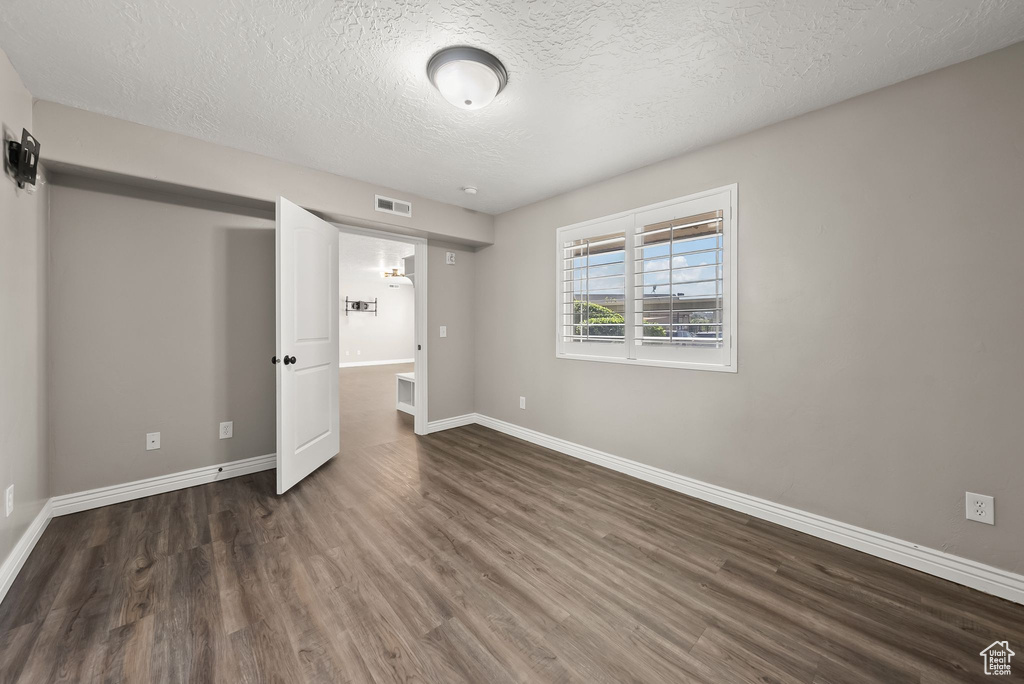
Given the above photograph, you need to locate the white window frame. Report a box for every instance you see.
[554,184,738,373]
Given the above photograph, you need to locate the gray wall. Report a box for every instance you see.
[0,48,48,567]
[474,42,1024,573]
[339,250,415,365]
[428,244,475,421]
[48,177,278,495]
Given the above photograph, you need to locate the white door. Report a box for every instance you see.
[276,197,340,494]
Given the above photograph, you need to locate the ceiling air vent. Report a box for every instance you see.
[375,194,412,218]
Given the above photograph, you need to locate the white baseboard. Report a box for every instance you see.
[51,453,276,517]
[440,413,1023,605]
[339,358,414,368]
[425,413,477,434]
[0,499,53,606]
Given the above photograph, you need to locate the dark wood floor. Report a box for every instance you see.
[2,363,1023,683]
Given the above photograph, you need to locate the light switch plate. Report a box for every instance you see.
[520,396,526,410]
[4,485,12,517]
[440,325,447,338]
[146,432,161,451]
[445,251,456,265]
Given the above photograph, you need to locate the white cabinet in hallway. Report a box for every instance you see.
[395,372,415,415]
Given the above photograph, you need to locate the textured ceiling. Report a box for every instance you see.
[339,231,414,284]
[2,1,1023,214]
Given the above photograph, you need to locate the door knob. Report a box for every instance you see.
[283,355,297,365]
[271,356,279,364]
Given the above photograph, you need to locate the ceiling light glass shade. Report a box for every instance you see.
[428,47,508,111]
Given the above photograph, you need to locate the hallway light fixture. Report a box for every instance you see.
[427,47,508,110]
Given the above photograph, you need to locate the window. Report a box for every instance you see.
[556,184,737,372]
[559,215,630,356]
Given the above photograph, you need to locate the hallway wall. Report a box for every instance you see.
[338,234,415,366]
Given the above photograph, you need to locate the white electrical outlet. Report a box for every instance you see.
[519,396,526,410]
[220,421,233,439]
[4,485,12,517]
[439,326,447,338]
[966,492,994,525]
[146,432,161,451]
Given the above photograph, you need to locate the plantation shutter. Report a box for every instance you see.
[558,215,631,358]
[632,189,734,367]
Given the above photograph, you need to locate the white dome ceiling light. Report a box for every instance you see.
[427,47,508,111]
